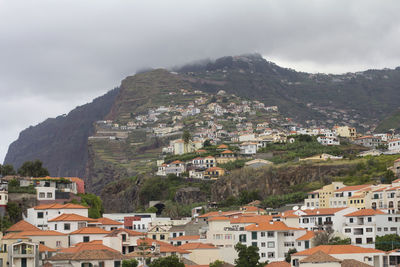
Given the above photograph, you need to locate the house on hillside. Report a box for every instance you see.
[388,138,400,152]
[354,136,383,148]
[239,142,258,155]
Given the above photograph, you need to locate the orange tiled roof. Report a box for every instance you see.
[206,167,224,172]
[293,245,384,256]
[170,235,200,241]
[3,230,66,239]
[198,210,241,218]
[264,261,290,267]
[59,240,119,254]
[335,185,370,192]
[245,221,300,231]
[217,144,228,149]
[221,150,234,154]
[34,203,87,210]
[178,242,217,250]
[95,217,123,225]
[280,210,300,218]
[7,220,39,232]
[39,244,57,252]
[70,227,110,235]
[394,158,400,163]
[170,160,184,164]
[299,250,341,263]
[296,231,315,241]
[302,208,346,216]
[344,209,385,217]
[48,213,97,222]
[230,215,272,224]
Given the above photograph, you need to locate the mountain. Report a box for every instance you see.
[4,53,400,212]
[4,88,119,176]
[374,108,400,133]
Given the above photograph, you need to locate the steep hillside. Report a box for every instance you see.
[374,108,400,133]
[4,88,119,176]
[176,54,400,129]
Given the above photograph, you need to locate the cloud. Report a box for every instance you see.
[1,0,400,162]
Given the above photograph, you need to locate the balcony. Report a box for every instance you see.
[13,248,35,258]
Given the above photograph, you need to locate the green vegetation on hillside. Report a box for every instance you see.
[375,109,400,133]
[258,135,363,163]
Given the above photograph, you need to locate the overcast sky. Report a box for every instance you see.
[1,0,400,163]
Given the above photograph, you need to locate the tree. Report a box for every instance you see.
[79,193,104,218]
[313,228,334,246]
[17,160,49,177]
[182,130,191,144]
[6,202,22,223]
[145,206,158,213]
[376,234,400,251]
[383,170,395,184]
[203,139,212,147]
[234,243,265,267]
[0,164,16,176]
[122,259,139,267]
[285,248,297,263]
[149,255,185,267]
[210,260,224,267]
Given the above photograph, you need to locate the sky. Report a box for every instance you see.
[1,0,400,163]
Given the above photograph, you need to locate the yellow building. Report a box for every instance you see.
[205,167,225,179]
[334,126,357,139]
[311,182,345,208]
[216,150,236,164]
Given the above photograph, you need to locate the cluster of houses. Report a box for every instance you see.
[5,197,400,266]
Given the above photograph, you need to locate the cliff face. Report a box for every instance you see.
[211,163,353,201]
[4,88,119,176]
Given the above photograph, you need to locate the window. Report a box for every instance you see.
[377,227,382,232]
[366,228,373,232]
[356,238,362,244]
[40,241,45,245]
[252,232,257,240]
[83,236,90,242]
[367,238,373,244]
[384,227,389,231]
[173,233,177,238]
[267,241,275,248]
[37,212,44,219]
[56,241,61,247]
[261,253,266,258]
[160,235,165,240]
[261,242,265,247]
[389,217,393,222]
[133,225,136,230]
[368,217,372,222]
[122,234,126,242]
[54,224,57,230]
[239,234,246,243]
[349,218,354,223]
[267,231,274,238]
[345,228,351,233]
[391,227,397,231]
[47,192,53,198]
[268,252,275,258]
[64,223,70,230]
[251,242,257,247]
[261,232,265,237]
[152,235,156,240]
[39,192,45,198]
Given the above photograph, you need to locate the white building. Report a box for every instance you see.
[24,203,88,229]
[240,142,258,155]
[388,138,400,152]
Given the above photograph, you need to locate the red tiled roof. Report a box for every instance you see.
[302,208,346,216]
[48,213,97,222]
[294,245,384,256]
[7,220,39,232]
[34,203,87,210]
[230,215,272,224]
[296,231,315,241]
[264,261,290,267]
[95,217,123,225]
[70,227,110,235]
[3,230,66,239]
[344,209,385,217]
[245,221,300,231]
[208,216,230,221]
[39,244,57,252]
[335,185,370,192]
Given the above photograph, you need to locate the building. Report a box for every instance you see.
[354,136,383,148]
[291,244,385,267]
[334,126,357,139]
[329,185,371,208]
[204,167,225,179]
[216,150,236,164]
[342,209,400,248]
[317,136,340,146]
[304,182,345,209]
[240,142,258,155]
[24,203,89,230]
[388,139,400,152]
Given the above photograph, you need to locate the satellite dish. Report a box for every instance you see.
[300,206,306,211]
[150,246,156,251]
[292,206,299,211]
